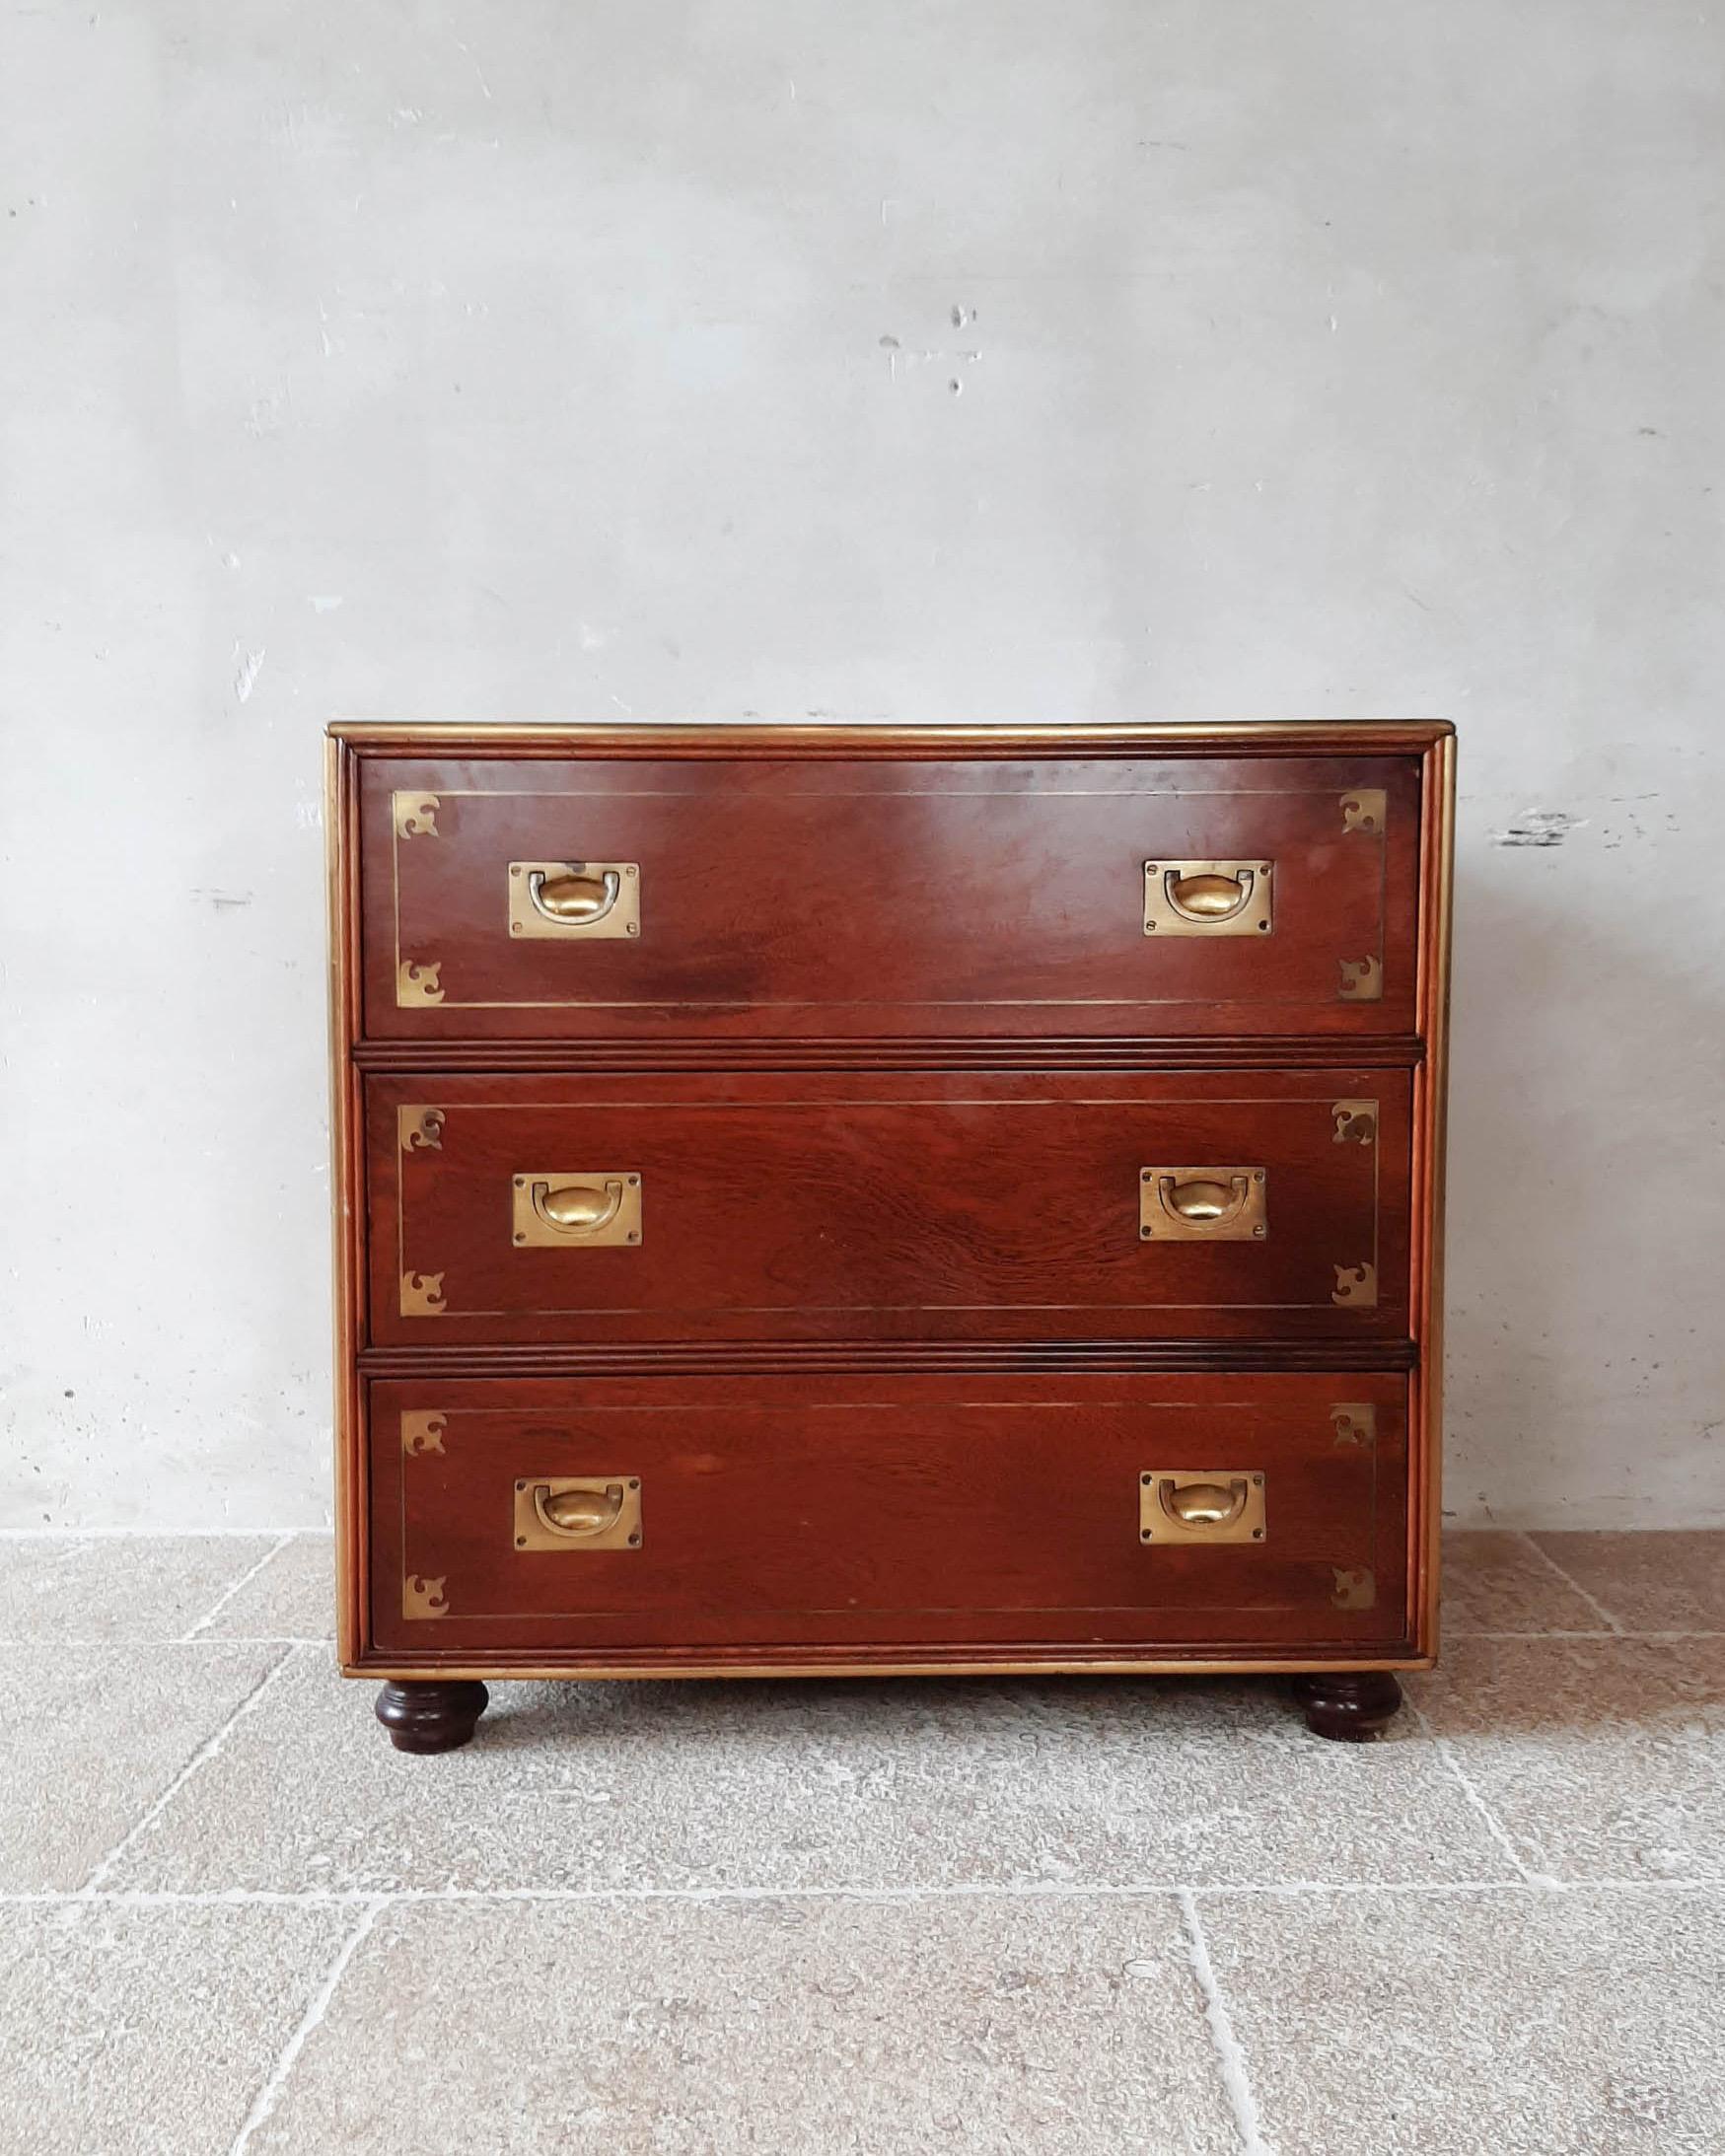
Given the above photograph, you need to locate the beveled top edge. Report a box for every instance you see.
[328,718,1454,755]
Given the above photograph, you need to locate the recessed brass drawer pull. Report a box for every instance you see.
[1139,1167,1267,1241]
[1140,1472,1266,1544]
[535,1179,622,1233]
[533,866,619,924]
[513,1476,642,1551]
[512,1172,642,1248]
[507,860,639,940]
[1143,859,1272,937]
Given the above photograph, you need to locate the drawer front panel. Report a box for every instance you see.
[368,1072,1411,1346]
[359,755,1421,1040]
[367,1372,1411,1658]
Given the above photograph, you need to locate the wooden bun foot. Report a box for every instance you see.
[1292,1670,1402,1742]
[375,1680,489,1754]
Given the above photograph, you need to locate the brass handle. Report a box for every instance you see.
[528,866,620,926]
[1159,1477,1249,1529]
[532,1481,624,1539]
[531,1179,624,1235]
[1163,867,1254,923]
[1160,1173,1251,1226]
[1140,1470,1265,1543]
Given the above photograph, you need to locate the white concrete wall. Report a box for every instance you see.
[2,1,1721,1530]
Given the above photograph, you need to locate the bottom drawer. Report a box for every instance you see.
[362,1371,1414,1666]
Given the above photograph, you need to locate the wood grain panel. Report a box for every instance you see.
[365,1070,1411,1347]
[366,1371,1410,1662]
[358,754,1421,1041]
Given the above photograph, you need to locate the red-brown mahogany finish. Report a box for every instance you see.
[327,722,1454,1746]
[369,1371,1409,1663]
[365,1069,1412,1348]
[360,753,1420,1042]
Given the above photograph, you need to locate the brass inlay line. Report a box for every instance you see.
[411,1094,1380,1109]
[397,784,1400,799]
[388,782,1398,1010]
[394,1098,1389,1320]
[396,1399,1387,1623]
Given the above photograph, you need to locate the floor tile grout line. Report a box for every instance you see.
[19,1878,1718,1911]
[1177,1889,1276,2156]
[1514,1531,1627,1632]
[1447,1629,1725,1641]
[226,1898,385,2156]
[77,1647,301,1896]
[1403,1693,1542,1886]
[180,1535,297,1641]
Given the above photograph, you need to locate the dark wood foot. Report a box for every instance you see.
[1293,1671,1402,1742]
[375,1680,489,1754]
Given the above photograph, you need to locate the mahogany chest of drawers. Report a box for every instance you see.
[325,721,1455,1751]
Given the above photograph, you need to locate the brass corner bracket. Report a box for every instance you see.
[402,1573,449,1619]
[1337,955,1383,1002]
[397,960,445,1007]
[400,1270,447,1317]
[401,1411,448,1457]
[1331,1100,1377,1146]
[394,793,440,839]
[1331,1262,1378,1309]
[398,1107,445,1153]
[1330,1403,1377,1448]
[1340,788,1387,835]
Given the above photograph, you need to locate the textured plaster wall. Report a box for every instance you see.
[2,1,1721,1529]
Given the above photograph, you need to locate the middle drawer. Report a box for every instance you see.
[368,1071,1409,1346]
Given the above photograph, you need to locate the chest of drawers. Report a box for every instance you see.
[326,722,1454,1751]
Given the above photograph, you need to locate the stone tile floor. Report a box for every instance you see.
[2,1529,1721,2153]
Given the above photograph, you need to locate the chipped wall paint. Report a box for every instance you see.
[1,1,1722,1530]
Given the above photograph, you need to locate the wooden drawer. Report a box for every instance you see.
[368,1071,1410,1347]
[364,1371,1412,1663]
[357,753,1422,1041]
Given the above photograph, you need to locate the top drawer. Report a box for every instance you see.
[354,753,1426,1042]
